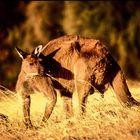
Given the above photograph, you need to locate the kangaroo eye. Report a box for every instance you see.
[29,63,34,66]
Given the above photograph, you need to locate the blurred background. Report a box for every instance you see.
[0,1,139,90]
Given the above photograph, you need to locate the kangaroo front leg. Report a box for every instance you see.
[76,82,94,115]
[42,88,57,123]
[22,94,32,128]
[42,95,56,123]
[62,96,73,119]
[78,93,88,115]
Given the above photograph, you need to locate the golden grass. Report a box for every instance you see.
[0,81,140,140]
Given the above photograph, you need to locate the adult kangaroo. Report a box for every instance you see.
[16,35,140,128]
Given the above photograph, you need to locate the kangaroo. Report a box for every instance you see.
[16,35,140,128]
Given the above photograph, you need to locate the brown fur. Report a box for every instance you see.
[16,35,140,128]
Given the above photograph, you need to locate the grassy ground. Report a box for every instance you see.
[0,81,140,140]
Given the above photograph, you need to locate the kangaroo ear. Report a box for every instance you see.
[32,45,43,57]
[15,47,28,59]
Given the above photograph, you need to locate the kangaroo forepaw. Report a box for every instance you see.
[24,121,33,129]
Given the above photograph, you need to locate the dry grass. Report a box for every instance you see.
[0,81,140,140]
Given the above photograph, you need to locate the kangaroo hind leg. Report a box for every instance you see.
[111,70,140,107]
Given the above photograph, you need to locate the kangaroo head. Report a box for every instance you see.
[16,45,45,76]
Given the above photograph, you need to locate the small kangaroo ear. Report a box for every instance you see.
[15,47,28,59]
[32,45,43,57]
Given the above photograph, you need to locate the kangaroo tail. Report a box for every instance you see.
[111,70,140,107]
